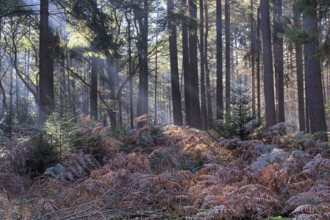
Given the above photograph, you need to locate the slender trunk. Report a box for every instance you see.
[305,73,310,133]
[182,0,191,125]
[9,67,13,138]
[90,57,98,120]
[189,0,202,129]
[168,0,183,126]
[205,0,213,125]
[0,80,6,119]
[327,65,330,102]
[257,8,261,122]
[216,0,223,119]
[225,0,231,115]
[260,0,276,127]
[154,39,158,125]
[200,0,207,129]
[126,11,134,128]
[273,0,285,122]
[16,62,19,120]
[154,7,159,125]
[250,0,256,117]
[0,18,5,118]
[107,59,117,127]
[136,0,149,127]
[293,3,305,131]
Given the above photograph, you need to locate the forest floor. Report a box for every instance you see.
[0,120,330,219]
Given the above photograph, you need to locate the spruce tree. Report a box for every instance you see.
[217,76,255,140]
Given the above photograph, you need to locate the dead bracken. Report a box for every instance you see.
[0,122,330,219]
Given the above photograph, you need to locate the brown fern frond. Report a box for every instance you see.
[292,205,330,220]
[294,214,323,220]
[218,138,241,150]
[286,191,330,212]
[303,154,330,178]
[127,152,151,173]
[35,198,58,213]
[309,179,330,193]
[224,184,280,217]
[179,205,198,215]
[197,205,234,220]
[288,173,315,195]
[292,204,319,214]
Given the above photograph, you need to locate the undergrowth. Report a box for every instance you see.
[1,121,330,219]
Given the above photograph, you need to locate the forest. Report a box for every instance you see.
[0,0,330,219]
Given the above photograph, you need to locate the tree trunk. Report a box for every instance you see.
[39,0,54,123]
[136,0,149,127]
[189,0,202,129]
[9,67,13,138]
[205,0,213,125]
[90,57,98,120]
[182,0,191,125]
[200,0,207,129]
[154,7,159,125]
[225,0,231,115]
[216,0,223,119]
[0,18,5,119]
[168,0,183,126]
[293,3,305,132]
[257,8,261,123]
[303,0,327,140]
[0,79,6,119]
[250,0,256,117]
[107,59,117,127]
[273,0,285,122]
[154,37,158,125]
[260,0,276,127]
[125,10,134,128]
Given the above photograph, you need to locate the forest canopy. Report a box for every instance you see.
[0,0,329,135]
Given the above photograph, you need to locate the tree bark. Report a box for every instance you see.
[225,0,231,115]
[293,3,306,132]
[205,0,213,125]
[90,57,98,120]
[0,18,4,119]
[257,8,261,122]
[39,0,54,123]
[189,0,202,129]
[303,0,327,140]
[136,0,149,127]
[107,59,117,127]
[250,0,256,117]
[125,9,134,128]
[260,0,276,127]
[182,0,191,125]
[216,0,223,119]
[200,0,207,129]
[273,0,285,122]
[168,0,183,126]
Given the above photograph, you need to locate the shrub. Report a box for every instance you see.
[125,125,165,148]
[8,133,60,176]
[44,111,76,156]
[70,133,104,161]
[213,76,259,140]
[109,125,130,140]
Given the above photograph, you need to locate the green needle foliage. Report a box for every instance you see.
[215,75,257,140]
